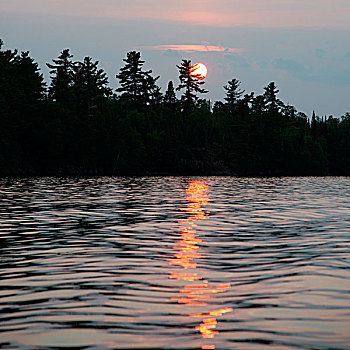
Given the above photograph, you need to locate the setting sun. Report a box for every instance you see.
[191,63,208,80]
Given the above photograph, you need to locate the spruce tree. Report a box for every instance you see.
[163,81,177,107]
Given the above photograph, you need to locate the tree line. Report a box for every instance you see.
[1,40,349,176]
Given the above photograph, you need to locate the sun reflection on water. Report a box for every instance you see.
[169,180,233,349]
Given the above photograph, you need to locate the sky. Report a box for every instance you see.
[1,0,349,116]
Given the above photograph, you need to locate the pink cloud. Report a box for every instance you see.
[148,44,242,53]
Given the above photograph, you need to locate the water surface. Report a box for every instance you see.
[0,177,349,349]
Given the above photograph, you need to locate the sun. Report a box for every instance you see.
[191,63,208,80]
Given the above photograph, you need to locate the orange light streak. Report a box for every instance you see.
[169,180,233,349]
[179,288,228,295]
[190,307,233,318]
[169,272,201,281]
[196,318,219,338]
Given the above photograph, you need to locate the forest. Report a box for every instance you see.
[1,40,350,176]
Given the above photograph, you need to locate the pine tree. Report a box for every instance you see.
[0,40,47,175]
[176,59,207,113]
[224,78,244,114]
[47,49,74,105]
[116,51,159,109]
[1,42,45,107]
[72,56,111,112]
[263,82,282,112]
[116,51,145,103]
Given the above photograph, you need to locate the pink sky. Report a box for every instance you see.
[2,0,350,28]
[1,0,349,115]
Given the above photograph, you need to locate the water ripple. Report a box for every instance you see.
[0,176,350,349]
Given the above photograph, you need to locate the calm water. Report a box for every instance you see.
[0,177,349,350]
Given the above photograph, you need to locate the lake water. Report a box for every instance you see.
[0,177,349,350]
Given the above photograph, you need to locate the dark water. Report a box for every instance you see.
[0,177,349,350]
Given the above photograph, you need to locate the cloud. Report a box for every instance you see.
[315,49,326,59]
[312,67,350,86]
[225,53,251,68]
[145,44,242,53]
[273,58,306,73]
[161,49,181,58]
[267,57,350,87]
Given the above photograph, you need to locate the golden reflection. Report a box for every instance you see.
[169,180,233,349]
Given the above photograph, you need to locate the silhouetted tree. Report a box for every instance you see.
[283,105,297,119]
[0,40,48,174]
[1,41,45,106]
[264,82,282,112]
[163,81,177,107]
[251,95,265,115]
[212,101,227,116]
[72,56,111,113]
[1,43,349,176]
[116,51,159,109]
[47,49,74,106]
[311,110,317,132]
[141,72,161,107]
[176,59,207,114]
[224,78,244,115]
[116,51,144,104]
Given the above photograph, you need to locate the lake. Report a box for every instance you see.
[0,177,349,349]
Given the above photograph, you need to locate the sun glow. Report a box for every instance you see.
[191,63,208,80]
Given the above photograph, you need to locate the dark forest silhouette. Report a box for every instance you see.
[1,41,350,176]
